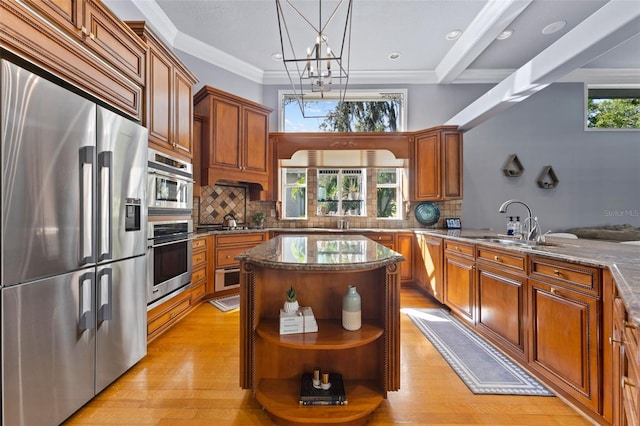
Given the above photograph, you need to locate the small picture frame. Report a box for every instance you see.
[446,218,461,229]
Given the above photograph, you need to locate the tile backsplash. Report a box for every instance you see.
[198,184,247,225]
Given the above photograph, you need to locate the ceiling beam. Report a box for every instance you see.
[435,0,532,84]
[446,0,640,131]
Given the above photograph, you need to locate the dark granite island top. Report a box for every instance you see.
[235,234,406,271]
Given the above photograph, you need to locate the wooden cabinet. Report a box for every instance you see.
[395,233,414,284]
[146,287,192,341]
[214,232,267,295]
[2,0,145,119]
[443,240,475,324]
[192,114,204,197]
[528,256,601,414]
[239,236,401,426]
[611,278,640,426]
[127,21,198,160]
[411,126,463,201]
[415,234,444,302]
[475,246,528,362]
[194,86,272,191]
[191,235,209,304]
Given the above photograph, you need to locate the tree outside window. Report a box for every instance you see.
[376,169,402,219]
[587,87,640,129]
[282,169,307,219]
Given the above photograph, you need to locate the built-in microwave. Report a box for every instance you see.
[215,267,240,292]
[147,148,193,215]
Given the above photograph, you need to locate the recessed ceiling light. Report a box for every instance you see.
[388,52,401,60]
[542,20,566,35]
[496,29,513,40]
[446,30,462,41]
[271,52,283,61]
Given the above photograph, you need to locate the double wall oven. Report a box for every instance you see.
[146,149,194,307]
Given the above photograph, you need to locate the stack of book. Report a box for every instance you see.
[299,372,347,405]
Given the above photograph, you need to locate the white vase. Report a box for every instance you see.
[284,300,299,313]
[342,285,361,331]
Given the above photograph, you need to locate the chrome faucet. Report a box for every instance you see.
[498,199,540,242]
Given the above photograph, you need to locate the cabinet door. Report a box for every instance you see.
[444,253,475,324]
[173,70,193,157]
[415,235,443,302]
[396,233,414,283]
[413,131,441,200]
[212,96,241,169]
[243,105,269,173]
[24,0,80,36]
[147,47,173,149]
[81,0,145,86]
[442,131,462,199]
[529,279,600,412]
[476,264,527,361]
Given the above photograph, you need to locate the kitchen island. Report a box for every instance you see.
[236,234,405,426]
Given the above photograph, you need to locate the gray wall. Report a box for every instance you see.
[461,83,640,233]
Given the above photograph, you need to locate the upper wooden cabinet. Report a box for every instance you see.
[411,126,463,201]
[127,21,198,160]
[2,0,146,119]
[194,86,272,190]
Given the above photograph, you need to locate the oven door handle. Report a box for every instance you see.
[148,236,196,249]
[149,169,195,184]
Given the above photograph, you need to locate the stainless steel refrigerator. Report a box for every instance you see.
[1,58,148,425]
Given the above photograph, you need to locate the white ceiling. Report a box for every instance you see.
[105,0,640,129]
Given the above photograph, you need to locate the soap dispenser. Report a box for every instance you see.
[515,216,522,236]
[506,217,514,235]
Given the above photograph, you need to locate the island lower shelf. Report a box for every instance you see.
[256,378,383,426]
[257,319,384,349]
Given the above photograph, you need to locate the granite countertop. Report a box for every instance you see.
[414,228,640,327]
[198,225,640,325]
[235,234,405,271]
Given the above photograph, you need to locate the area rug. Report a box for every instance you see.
[209,295,240,312]
[404,308,553,396]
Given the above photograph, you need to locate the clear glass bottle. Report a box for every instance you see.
[507,216,514,235]
[515,216,522,236]
[342,285,361,331]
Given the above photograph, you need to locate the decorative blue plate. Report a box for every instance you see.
[414,202,440,226]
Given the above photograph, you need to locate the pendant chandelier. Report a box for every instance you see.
[275,0,353,118]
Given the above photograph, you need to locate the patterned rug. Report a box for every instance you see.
[209,294,240,312]
[404,308,553,396]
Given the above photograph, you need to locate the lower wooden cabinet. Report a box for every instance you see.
[191,235,209,304]
[443,240,475,325]
[395,233,414,284]
[415,234,443,302]
[528,276,601,414]
[147,288,192,341]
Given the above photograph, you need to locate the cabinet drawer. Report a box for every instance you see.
[192,266,206,283]
[147,296,190,335]
[193,237,207,251]
[216,246,251,268]
[476,246,526,274]
[192,251,206,267]
[530,257,600,296]
[444,240,474,258]
[216,233,265,246]
[365,233,394,243]
[191,281,206,303]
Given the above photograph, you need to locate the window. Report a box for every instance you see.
[376,168,403,219]
[317,169,365,217]
[279,89,407,132]
[586,86,640,130]
[282,169,307,219]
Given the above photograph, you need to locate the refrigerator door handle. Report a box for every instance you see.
[78,271,95,330]
[79,146,95,265]
[98,150,113,261]
[97,267,113,321]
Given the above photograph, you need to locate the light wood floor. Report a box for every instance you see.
[66,286,591,425]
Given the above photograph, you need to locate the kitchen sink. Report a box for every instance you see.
[474,236,556,247]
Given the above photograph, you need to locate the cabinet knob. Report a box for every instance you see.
[550,287,560,296]
[89,32,95,40]
[610,336,624,345]
[226,255,231,259]
[552,269,563,277]
[494,256,501,262]
[622,376,636,389]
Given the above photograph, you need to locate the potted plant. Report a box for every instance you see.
[284,286,299,313]
[252,211,266,228]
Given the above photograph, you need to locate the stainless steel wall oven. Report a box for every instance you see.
[147,148,193,215]
[147,219,193,306]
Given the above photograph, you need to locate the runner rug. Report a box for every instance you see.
[209,294,240,312]
[404,308,553,396]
